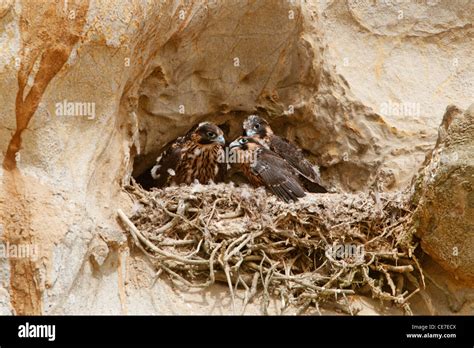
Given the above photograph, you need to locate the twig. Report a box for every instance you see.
[123,185,421,316]
[118,209,208,266]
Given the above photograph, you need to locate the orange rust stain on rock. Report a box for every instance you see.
[2,0,90,315]
[1,169,42,315]
[3,1,90,170]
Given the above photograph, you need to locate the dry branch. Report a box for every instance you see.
[121,182,422,315]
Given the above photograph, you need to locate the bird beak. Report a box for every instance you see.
[245,129,256,137]
[216,135,225,145]
[229,139,240,149]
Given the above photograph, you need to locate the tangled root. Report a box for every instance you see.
[118,181,423,315]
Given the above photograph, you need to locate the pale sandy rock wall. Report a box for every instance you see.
[315,0,473,188]
[317,0,473,130]
[0,0,472,314]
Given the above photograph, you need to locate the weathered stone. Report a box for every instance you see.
[0,0,472,314]
[413,104,474,284]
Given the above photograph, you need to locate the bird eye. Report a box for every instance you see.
[239,138,248,144]
[254,124,260,129]
[207,131,216,138]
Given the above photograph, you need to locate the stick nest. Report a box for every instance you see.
[120,181,423,315]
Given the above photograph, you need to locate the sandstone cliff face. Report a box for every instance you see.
[0,1,472,314]
[413,104,474,284]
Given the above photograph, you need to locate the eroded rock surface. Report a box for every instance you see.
[413,104,474,285]
[0,0,472,314]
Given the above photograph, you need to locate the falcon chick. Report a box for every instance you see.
[229,136,306,203]
[243,115,327,193]
[151,122,226,187]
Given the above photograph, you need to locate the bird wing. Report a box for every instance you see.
[150,123,204,187]
[251,148,306,203]
[151,137,184,187]
[215,150,227,183]
[269,136,327,193]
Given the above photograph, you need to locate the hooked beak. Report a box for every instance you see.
[245,129,257,137]
[216,135,225,145]
[229,139,240,149]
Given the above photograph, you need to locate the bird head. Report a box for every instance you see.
[243,115,272,138]
[195,122,225,146]
[229,136,261,165]
[229,136,261,151]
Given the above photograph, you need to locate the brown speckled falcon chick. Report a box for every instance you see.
[243,115,327,193]
[151,122,226,187]
[229,136,306,203]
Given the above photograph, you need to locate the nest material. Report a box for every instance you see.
[119,181,423,315]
